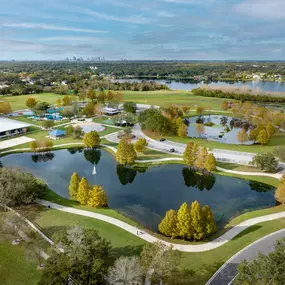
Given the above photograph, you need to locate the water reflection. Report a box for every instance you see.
[84,149,101,165]
[182,167,216,191]
[116,164,137,185]
[249,181,275,193]
[31,153,55,163]
[67,147,83,154]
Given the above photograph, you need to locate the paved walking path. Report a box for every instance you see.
[38,200,285,253]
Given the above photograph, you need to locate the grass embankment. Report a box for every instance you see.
[217,161,277,173]
[1,93,78,111]
[144,129,285,154]
[0,241,40,285]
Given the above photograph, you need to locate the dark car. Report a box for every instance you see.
[159,138,166,142]
[169,148,175,153]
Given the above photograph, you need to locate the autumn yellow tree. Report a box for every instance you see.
[177,123,187,137]
[221,101,229,111]
[30,141,37,152]
[176,202,192,240]
[56,98,62,108]
[77,177,90,205]
[237,129,249,145]
[62,95,71,106]
[205,153,217,172]
[196,105,205,116]
[134,138,148,154]
[83,131,100,149]
[183,142,199,166]
[275,175,285,204]
[256,129,269,145]
[87,185,108,208]
[116,138,137,165]
[194,147,208,170]
[190,201,206,241]
[25,97,37,109]
[158,209,178,239]
[69,172,80,200]
[0,102,12,114]
[202,205,217,236]
[266,122,276,138]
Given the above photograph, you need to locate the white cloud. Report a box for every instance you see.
[79,8,151,24]
[235,0,285,20]
[2,23,107,33]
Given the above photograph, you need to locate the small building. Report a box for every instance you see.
[48,129,66,140]
[102,107,121,116]
[0,117,31,138]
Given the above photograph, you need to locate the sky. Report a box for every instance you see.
[1,0,285,60]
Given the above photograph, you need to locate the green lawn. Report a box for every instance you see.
[28,205,285,285]
[144,129,285,154]
[217,161,276,173]
[2,93,78,111]
[0,241,40,285]
[122,90,231,109]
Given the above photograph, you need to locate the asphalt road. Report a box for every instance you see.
[206,229,285,285]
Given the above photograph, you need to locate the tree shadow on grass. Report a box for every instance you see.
[232,225,262,241]
[112,244,144,259]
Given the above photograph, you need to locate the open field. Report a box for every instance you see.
[122,90,231,109]
[1,93,78,111]
[0,241,40,285]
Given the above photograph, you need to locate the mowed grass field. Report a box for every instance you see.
[1,91,229,110]
[1,93,78,111]
[122,90,231,109]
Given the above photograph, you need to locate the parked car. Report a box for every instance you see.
[169,148,175,153]
[160,138,166,142]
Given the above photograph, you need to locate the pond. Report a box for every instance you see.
[187,115,255,145]
[1,149,276,231]
[115,78,285,92]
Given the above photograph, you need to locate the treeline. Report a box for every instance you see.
[192,86,285,103]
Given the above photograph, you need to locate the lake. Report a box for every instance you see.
[115,78,285,92]
[187,115,254,145]
[1,149,276,231]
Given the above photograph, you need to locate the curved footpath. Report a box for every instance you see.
[38,199,285,253]
[206,229,285,285]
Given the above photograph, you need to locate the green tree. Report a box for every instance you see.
[235,239,285,285]
[176,202,192,240]
[25,97,37,109]
[83,102,95,116]
[65,125,74,136]
[158,209,178,239]
[68,172,80,200]
[183,142,198,166]
[73,126,83,139]
[116,138,137,165]
[190,201,206,241]
[134,138,148,154]
[205,153,217,172]
[140,242,182,285]
[87,185,108,208]
[83,131,100,149]
[249,124,265,142]
[77,177,90,205]
[251,153,278,172]
[42,120,55,129]
[123,101,137,113]
[257,129,269,145]
[202,205,217,236]
[194,147,208,170]
[237,129,249,145]
[87,89,97,102]
[39,227,113,285]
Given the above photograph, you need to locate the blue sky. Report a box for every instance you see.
[1,0,285,60]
